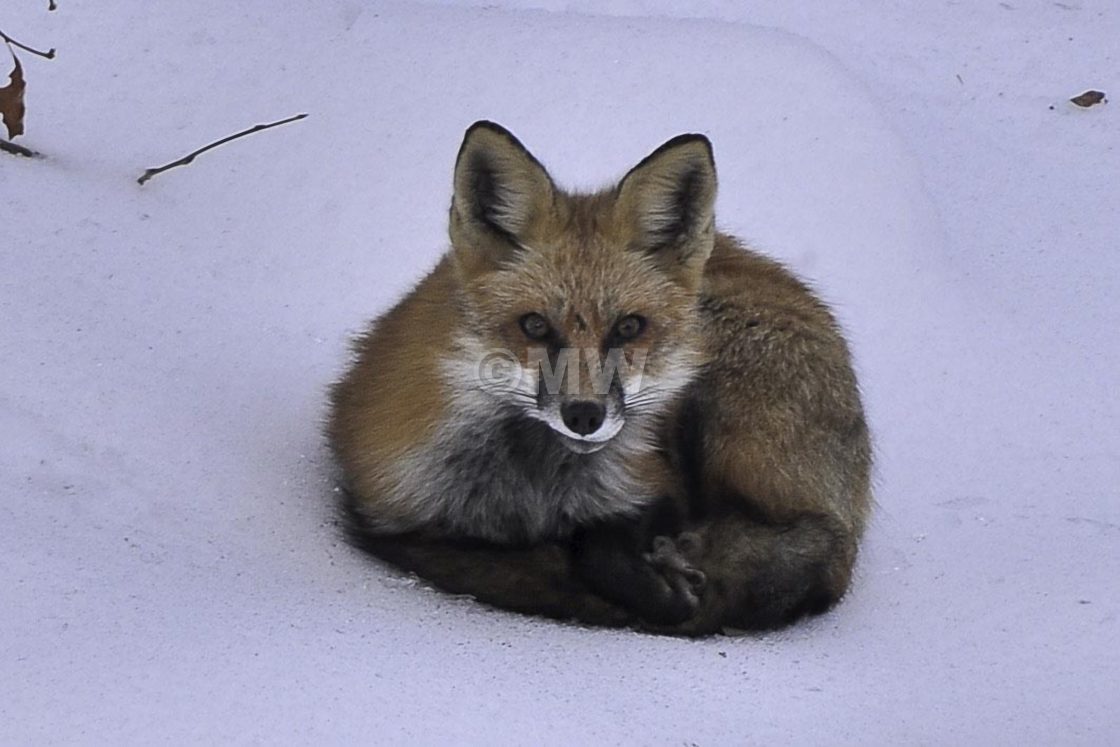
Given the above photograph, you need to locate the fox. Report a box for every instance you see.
[327,121,872,635]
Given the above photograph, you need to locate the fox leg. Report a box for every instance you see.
[351,531,634,628]
[342,503,632,627]
[572,496,707,626]
[570,457,708,627]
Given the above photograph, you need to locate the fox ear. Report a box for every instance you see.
[616,134,717,286]
[450,121,555,274]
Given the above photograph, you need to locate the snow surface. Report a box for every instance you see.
[2,0,1117,743]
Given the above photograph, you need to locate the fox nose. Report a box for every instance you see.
[561,400,605,436]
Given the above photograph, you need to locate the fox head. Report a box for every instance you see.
[446,121,717,453]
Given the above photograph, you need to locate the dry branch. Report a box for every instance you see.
[137,113,308,186]
[0,29,55,59]
[1,138,37,157]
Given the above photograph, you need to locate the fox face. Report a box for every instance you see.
[445,123,718,453]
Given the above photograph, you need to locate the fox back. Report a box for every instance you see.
[328,122,872,634]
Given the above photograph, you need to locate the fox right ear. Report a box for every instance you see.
[449,121,555,275]
[615,133,717,289]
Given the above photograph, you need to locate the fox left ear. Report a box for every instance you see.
[616,134,717,287]
[449,121,556,278]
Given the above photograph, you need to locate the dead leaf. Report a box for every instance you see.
[1070,90,1106,108]
[0,53,26,139]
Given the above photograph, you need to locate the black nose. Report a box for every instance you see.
[560,400,606,436]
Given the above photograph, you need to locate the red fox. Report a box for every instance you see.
[328,121,872,635]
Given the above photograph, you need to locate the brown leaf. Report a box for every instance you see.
[0,53,26,139]
[1070,90,1106,108]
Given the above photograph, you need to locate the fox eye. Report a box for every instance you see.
[613,315,646,341]
[519,313,552,340]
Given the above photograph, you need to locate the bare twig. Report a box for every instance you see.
[1,138,38,157]
[137,113,308,186]
[0,30,55,60]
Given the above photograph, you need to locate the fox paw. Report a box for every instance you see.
[673,531,704,560]
[643,535,707,616]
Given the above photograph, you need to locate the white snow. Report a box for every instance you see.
[2,0,1116,743]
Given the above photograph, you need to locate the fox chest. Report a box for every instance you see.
[394,415,652,543]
